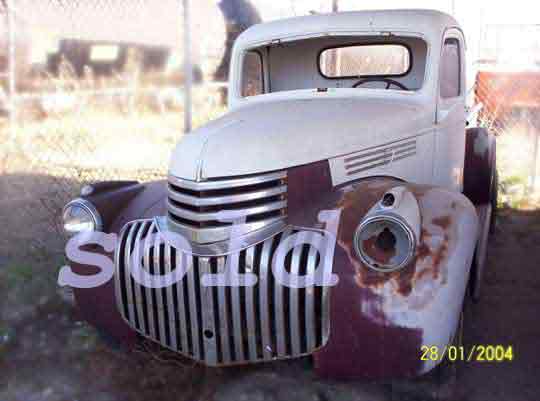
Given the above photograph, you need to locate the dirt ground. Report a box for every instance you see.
[460,208,540,401]
[1,204,539,401]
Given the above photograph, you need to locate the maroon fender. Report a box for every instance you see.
[70,180,167,346]
[287,162,478,379]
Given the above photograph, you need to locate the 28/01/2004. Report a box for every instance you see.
[420,345,514,362]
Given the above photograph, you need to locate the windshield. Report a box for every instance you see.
[241,35,427,97]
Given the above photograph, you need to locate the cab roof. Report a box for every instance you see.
[235,9,460,48]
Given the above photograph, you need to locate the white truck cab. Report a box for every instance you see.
[171,10,468,194]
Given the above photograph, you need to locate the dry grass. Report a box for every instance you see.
[1,63,226,255]
[495,120,540,209]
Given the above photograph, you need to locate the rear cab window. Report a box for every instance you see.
[319,44,411,78]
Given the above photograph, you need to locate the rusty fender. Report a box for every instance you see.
[304,178,478,379]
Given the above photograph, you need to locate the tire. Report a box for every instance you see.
[463,128,496,205]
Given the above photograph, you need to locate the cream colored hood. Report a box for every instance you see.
[169,96,434,180]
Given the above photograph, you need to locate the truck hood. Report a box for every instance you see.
[169,96,434,180]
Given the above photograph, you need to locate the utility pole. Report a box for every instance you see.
[183,0,192,133]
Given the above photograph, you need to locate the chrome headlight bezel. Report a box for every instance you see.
[353,213,416,273]
[62,198,103,236]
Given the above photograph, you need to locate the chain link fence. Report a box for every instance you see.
[1,2,540,259]
[475,69,540,207]
[0,1,227,258]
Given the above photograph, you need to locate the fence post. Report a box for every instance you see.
[183,0,192,134]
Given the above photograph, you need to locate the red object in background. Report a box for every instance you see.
[475,71,540,123]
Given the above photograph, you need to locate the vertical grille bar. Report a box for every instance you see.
[175,251,190,352]
[321,286,330,346]
[153,232,167,345]
[258,237,274,358]
[244,246,258,360]
[289,240,303,355]
[198,257,218,364]
[164,242,178,349]
[305,245,318,351]
[114,226,128,320]
[274,230,291,357]
[216,257,232,362]
[132,221,149,334]
[143,225,157,339]
[186,255,201,359]
[229,252,245,361]
[123,222,139,324]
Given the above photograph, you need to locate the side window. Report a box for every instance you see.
[440,38,461,98]
[241,51,264,97]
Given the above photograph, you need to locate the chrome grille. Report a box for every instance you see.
[115,219,330,366]
[167,171,288,243]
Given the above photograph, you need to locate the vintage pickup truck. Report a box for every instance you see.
[61,9,497,379]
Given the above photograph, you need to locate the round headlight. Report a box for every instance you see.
[62,198,102,236]
[353,214,416,272]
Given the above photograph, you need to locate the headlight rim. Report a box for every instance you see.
[62,198,103,235]
[353,213,416,273]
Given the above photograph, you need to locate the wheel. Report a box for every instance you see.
[463,128,496,205]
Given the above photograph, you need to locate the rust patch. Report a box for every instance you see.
[361,233,397,266]
[354,268,391,288]
[395,264,415,296]
[315,179,458,307]
[432,215,451,230]
[334,180,409,293]
[432,241,449,281]
[415,229,450,284]
[353,212,454,296]
[416,230,431,260]
[354,261,417,296]
[339,182,423,296]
